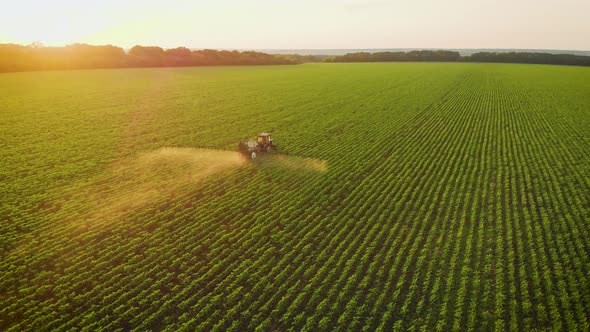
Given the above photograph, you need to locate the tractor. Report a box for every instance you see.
[238,133,277,159]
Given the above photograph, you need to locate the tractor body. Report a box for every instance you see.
[238,133,277,159]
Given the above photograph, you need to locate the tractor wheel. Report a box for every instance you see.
[267,146,272,152]
[251,152,257,159]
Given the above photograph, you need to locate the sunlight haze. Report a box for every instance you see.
[1,0,589,50]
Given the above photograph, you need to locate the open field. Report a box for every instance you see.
[1,63,589,331]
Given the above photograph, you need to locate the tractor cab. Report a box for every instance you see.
[257,133,272,144]
[256,133,276,151]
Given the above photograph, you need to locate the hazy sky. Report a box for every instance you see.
[1,0,589,50]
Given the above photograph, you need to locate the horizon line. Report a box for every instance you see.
[3,42,589,53]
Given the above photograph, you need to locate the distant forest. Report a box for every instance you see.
[1,43,590,73]
[0,43,298,72]
[326,50,590,66]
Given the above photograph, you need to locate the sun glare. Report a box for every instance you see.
[1,0,588,49]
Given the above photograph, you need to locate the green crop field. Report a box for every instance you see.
[1,63,589,331]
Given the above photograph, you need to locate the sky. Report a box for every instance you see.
[1,0,589,50]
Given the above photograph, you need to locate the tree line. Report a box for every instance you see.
[465,52,590,66]
[326,50,590,66]
[2,44,590,72]
[326,50,462,63]
[0,43,296,72]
